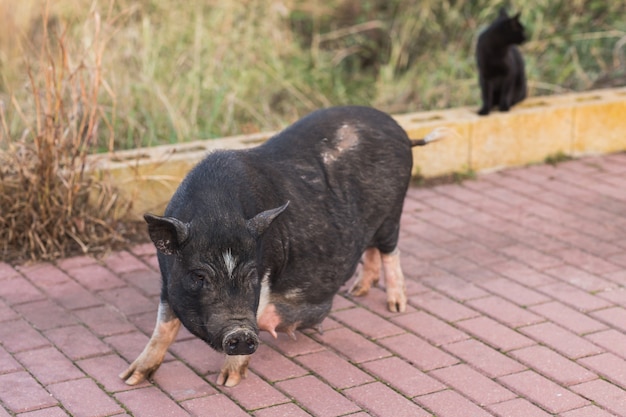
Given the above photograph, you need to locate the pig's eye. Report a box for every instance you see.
[187,270,210,290]
[192,271,206,281]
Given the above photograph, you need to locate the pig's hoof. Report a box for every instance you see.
[349,277,378,297]
[386,291,407,313]
[217,369,246,387]
[349,282,369,297]
[217,355,250,387]
[119,364,154,386]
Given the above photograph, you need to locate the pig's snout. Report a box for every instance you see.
[223,328,259,356]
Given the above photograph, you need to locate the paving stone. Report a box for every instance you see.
[591,306,626,332]
[519,322,604,359]
[475,277,550,306]
[253,403,312,417]
[585,329,626,359]
[538,282,613,312]
[15,346,85,385]
[311,327,390,363]
[488,260,556,287]
[430,364,517,406]
[560,404,621,417]
[415,389,493,417]
[456,316,534,352]
[408,291,480,322]
[115,386,189,417]
[295,349,373,389]
[331,306,404,339]
[73,305,135,337]
[17,406,71,417]
[0,319,50,353]
[0,276,46,305]
[219,371,289,411]
[181,393,249,417]
[102,250,151,275]
[571,379,626,416]
[497,370,589,414]
[553,248,622,276]
[119,269,162,297]
[0,371,57,413]
[97,285,155,317]
[44,325,112,360]
[13,299,77,330]
[529,301,607,335]
[55,255,97,271]
[443,338,526,378]
[276,375,361,417]
[260,330,325,358]
[421,273,489,301]
[544,264,617,293]
[360,356,444,397]
[577,352,626,387]
[344,382,431,417]
[0,300,18,323]
[486,397,552,417]
[392,310,468,346]
[0,345,22,374]
[509,345,597,386]
[0,262,19,280]
[599,286,626,306]
[167,337,224,376]
[64,264,126,292]
[35,279,102,311]
[248,344,308,383]
[153,361,217,401]
[498,244,563,270]
[48,378,123,416]
[466,295,544,327]
[77,354,150,393]
[377,333,458,371]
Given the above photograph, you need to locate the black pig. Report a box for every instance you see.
[120,106,445,387]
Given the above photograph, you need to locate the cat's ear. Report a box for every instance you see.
[512,12,521,21]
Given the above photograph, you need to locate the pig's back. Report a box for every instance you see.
[249,106,413,296]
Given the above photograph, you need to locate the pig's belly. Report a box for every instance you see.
[257,299,332,339]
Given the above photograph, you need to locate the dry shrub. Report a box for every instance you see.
[0,4,131,263]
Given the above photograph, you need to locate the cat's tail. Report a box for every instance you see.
[410,127,457,147]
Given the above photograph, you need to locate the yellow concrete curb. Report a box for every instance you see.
[88,87,626,218]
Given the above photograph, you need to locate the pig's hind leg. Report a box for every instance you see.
[368,216,407,312]
[349,247,382,297]
[381,248,407,312]
[120,300,181,385]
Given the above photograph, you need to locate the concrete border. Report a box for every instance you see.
[87,87,626,218]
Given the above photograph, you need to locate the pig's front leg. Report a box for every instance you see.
[217,355,251,387]
[382,249,407,313]
[349,247,382,296]
[119,300,181,385]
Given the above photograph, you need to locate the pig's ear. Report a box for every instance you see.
[246,201,289,237]
[144,213,190,255]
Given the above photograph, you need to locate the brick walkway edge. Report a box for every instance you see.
[2,152,626,416]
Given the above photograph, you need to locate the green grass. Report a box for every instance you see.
[1,0,625,152]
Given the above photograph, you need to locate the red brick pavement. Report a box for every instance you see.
[2,152,626,416]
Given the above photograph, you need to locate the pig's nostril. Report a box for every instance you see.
[227,339,239,351]
[246,337,256,350]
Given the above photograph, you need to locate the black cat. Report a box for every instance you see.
[476,9,527,116]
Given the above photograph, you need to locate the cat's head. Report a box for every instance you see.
[503,12,526,45]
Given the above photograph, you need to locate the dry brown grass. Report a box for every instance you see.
[0,3,133,263]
